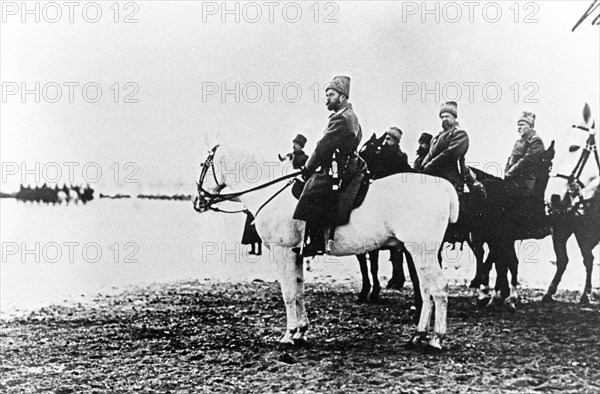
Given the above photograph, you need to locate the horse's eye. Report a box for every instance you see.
[569,145,580,152]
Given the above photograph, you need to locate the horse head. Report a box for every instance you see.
[193,144,228,213]
[358,132,386,168]
[546,103,600,213]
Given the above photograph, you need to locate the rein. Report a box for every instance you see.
[549,126,600,216]
[553,126,600,187]
[195,145,301,214]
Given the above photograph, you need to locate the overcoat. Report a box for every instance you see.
[293,102,362,224]
[421,124,469,192]
[504,129,545,195]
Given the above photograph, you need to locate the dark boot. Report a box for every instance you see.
[303,222,325,257]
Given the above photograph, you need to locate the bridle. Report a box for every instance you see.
[193,145,301,214]
[548,123,600,215]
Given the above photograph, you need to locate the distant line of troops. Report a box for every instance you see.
[242,75,546,256]
[15,183,94,204]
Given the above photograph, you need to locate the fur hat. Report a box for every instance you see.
[325,75,351,98]
[292,133,307,148]
[439,101,458,118]
[518,111,536,127]
[418,132,433,145]
[386,127,403,143]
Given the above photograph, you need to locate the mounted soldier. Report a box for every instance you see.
[421,101,470,193]
[414,132,433,172]
[370,127,413,178]
[504,111,549,238]
[505,111,546,196]
[293,75,363,256]
[279,134,309,170]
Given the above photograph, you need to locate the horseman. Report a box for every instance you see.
[414,132,433,172]
[504,111,549,238]
[371,127,413,178]
[279,134,309,169]
[421,101,470,194]
[505,111,545,196]
[293,75,363,256]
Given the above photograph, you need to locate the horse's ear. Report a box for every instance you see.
[583,103,591,124]
[368,133,376,142]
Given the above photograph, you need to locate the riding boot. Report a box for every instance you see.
[303,221,325,257]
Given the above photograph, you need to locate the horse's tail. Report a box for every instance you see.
[447,182,460,224]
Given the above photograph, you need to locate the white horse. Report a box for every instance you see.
[544,103,600,303]
[194,140,460,350]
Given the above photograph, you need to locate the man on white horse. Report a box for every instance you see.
[293,75,363,257]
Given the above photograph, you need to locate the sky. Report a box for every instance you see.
[1,0,599,194]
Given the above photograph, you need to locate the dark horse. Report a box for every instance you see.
[355,133,486,308]
[465,143,555,310]
[542,104,600,304]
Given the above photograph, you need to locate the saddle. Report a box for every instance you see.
[292,158,370,226]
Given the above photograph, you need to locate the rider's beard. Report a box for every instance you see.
[326,97,340,111]
[442,119,453,130]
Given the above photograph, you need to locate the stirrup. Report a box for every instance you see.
[325,239,334,254]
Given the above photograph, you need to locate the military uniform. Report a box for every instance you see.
[421,124,469,193]
[505,111,549,239]
[505,129,545,196]
[293,101,362,224]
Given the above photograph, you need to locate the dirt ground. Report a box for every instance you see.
[1,280,599,394]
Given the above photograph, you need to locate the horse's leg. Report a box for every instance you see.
[542,227,571,303]
[505,243,520,312]
[356,254,370,303]
[488,242,509,308]
[387,248,406,290]
[468,239,486,289]
[292,252,310,343]
[405,250,422,323]
[275,246,301,344]
[574,229,595,304]
[477,244,493,304]
[369,250,381,303]
[408,240,447,350]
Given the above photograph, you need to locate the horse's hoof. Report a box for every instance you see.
[541,294,555,303]
[356,295,368,304]
[408,306,420,324]
[580,294,590,305]
[386,280,405,290]
[405,334,427,349]
[486,295,503,309]
[505,299,518,314]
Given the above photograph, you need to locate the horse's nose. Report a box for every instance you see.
[550,194,561,207]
